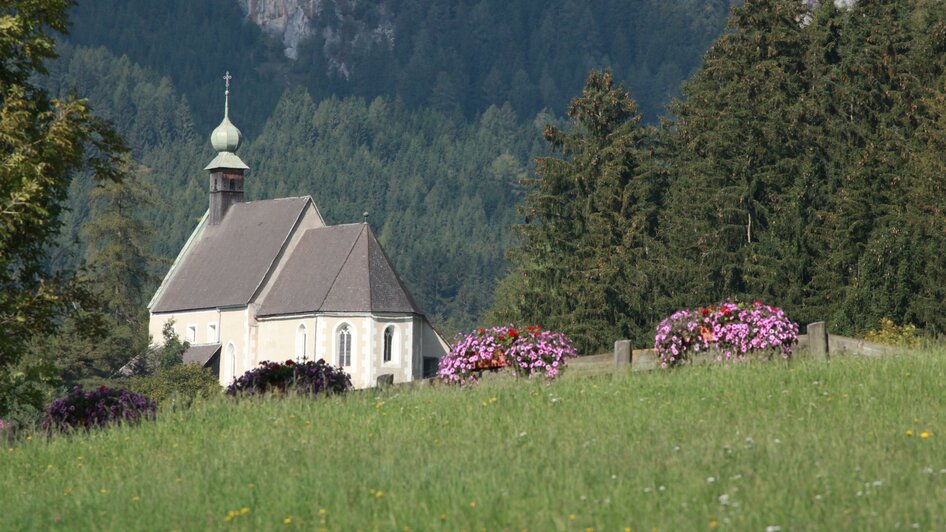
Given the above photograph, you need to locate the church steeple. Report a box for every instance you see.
[205,71,249,225]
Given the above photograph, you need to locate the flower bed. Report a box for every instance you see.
[226,359,351,397]
[438,325,578,385]
[42,386,157,433]
[654,301,799,367]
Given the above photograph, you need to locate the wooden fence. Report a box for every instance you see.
[380,322,906,388]
[611,321,903,373]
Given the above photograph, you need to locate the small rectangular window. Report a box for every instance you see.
[208,323,217,343]
[186,325,196,343]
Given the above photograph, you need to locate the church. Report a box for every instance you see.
[147,75,449,388]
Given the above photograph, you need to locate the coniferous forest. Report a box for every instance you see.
[5,0,946,403]
[496,0,946,353]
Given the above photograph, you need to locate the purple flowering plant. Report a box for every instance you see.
[42,385,157,433]
[226,359,352,397]
[438,325,578,385]
[654,300,799,367]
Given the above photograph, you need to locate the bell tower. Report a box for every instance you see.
[205,71,249,225]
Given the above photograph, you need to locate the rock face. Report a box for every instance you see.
[237,0,320,59]
[237,0,394,74]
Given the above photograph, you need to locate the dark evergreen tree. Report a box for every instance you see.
[660,0,812,314]
[493,70,657,353]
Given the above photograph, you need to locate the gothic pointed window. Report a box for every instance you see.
[337,324,352,367]
[383,326,394,363]
[295,323,308,362]
[226,343,236,383]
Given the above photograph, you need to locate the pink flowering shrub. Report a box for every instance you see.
[654,301,799,367]
[438,325,578,385]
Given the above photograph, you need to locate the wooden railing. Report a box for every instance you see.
[613,321,904,372]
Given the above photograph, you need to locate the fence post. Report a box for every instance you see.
[807,322,828,360]
[614,340,632,371]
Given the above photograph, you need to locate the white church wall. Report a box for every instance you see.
[369,316,413,385]
[312,314,416,389]
[220,308,249,382]
[411,317,423,380]
[422,320,450,375]
[149,309,220,346]
[256,316,318,363]
[318,315,368,388]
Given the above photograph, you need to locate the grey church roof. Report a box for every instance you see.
[150,197,310,313]
[183,344,221,367]
[256,223,423,317]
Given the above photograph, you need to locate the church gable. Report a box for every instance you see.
[150,197,311,313]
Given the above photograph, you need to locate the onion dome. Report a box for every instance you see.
[205,71,249,171]
[211,72,242,153]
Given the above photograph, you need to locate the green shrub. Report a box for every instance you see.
[125,364,220,406]
[0,358,59,434]
[864,318,922,348]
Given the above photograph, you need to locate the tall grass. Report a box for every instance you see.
[3,351,946,530]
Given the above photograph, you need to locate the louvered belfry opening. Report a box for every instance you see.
[209,168,245,225]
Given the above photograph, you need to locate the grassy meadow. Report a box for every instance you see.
[3,351,946,530]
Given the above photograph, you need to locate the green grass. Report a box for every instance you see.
[3,351,946,531]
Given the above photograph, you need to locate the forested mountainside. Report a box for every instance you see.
[51,0,735,333]
[65,0,736,133]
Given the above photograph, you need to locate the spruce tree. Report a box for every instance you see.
[495,70,657,353]
[660,0,812,313]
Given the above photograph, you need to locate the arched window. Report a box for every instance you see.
[337,324,352,367]
[383,326,394,363]
[226,343,236,383]
[295,323,308,362]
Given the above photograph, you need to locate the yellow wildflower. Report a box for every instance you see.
[283,516,292,525]
[921,431,930,439]
[710,521,718,528]
[132,496,140,503]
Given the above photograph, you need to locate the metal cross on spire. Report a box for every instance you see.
[223,71,232,118]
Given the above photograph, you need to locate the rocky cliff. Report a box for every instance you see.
[237,0,394,75]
